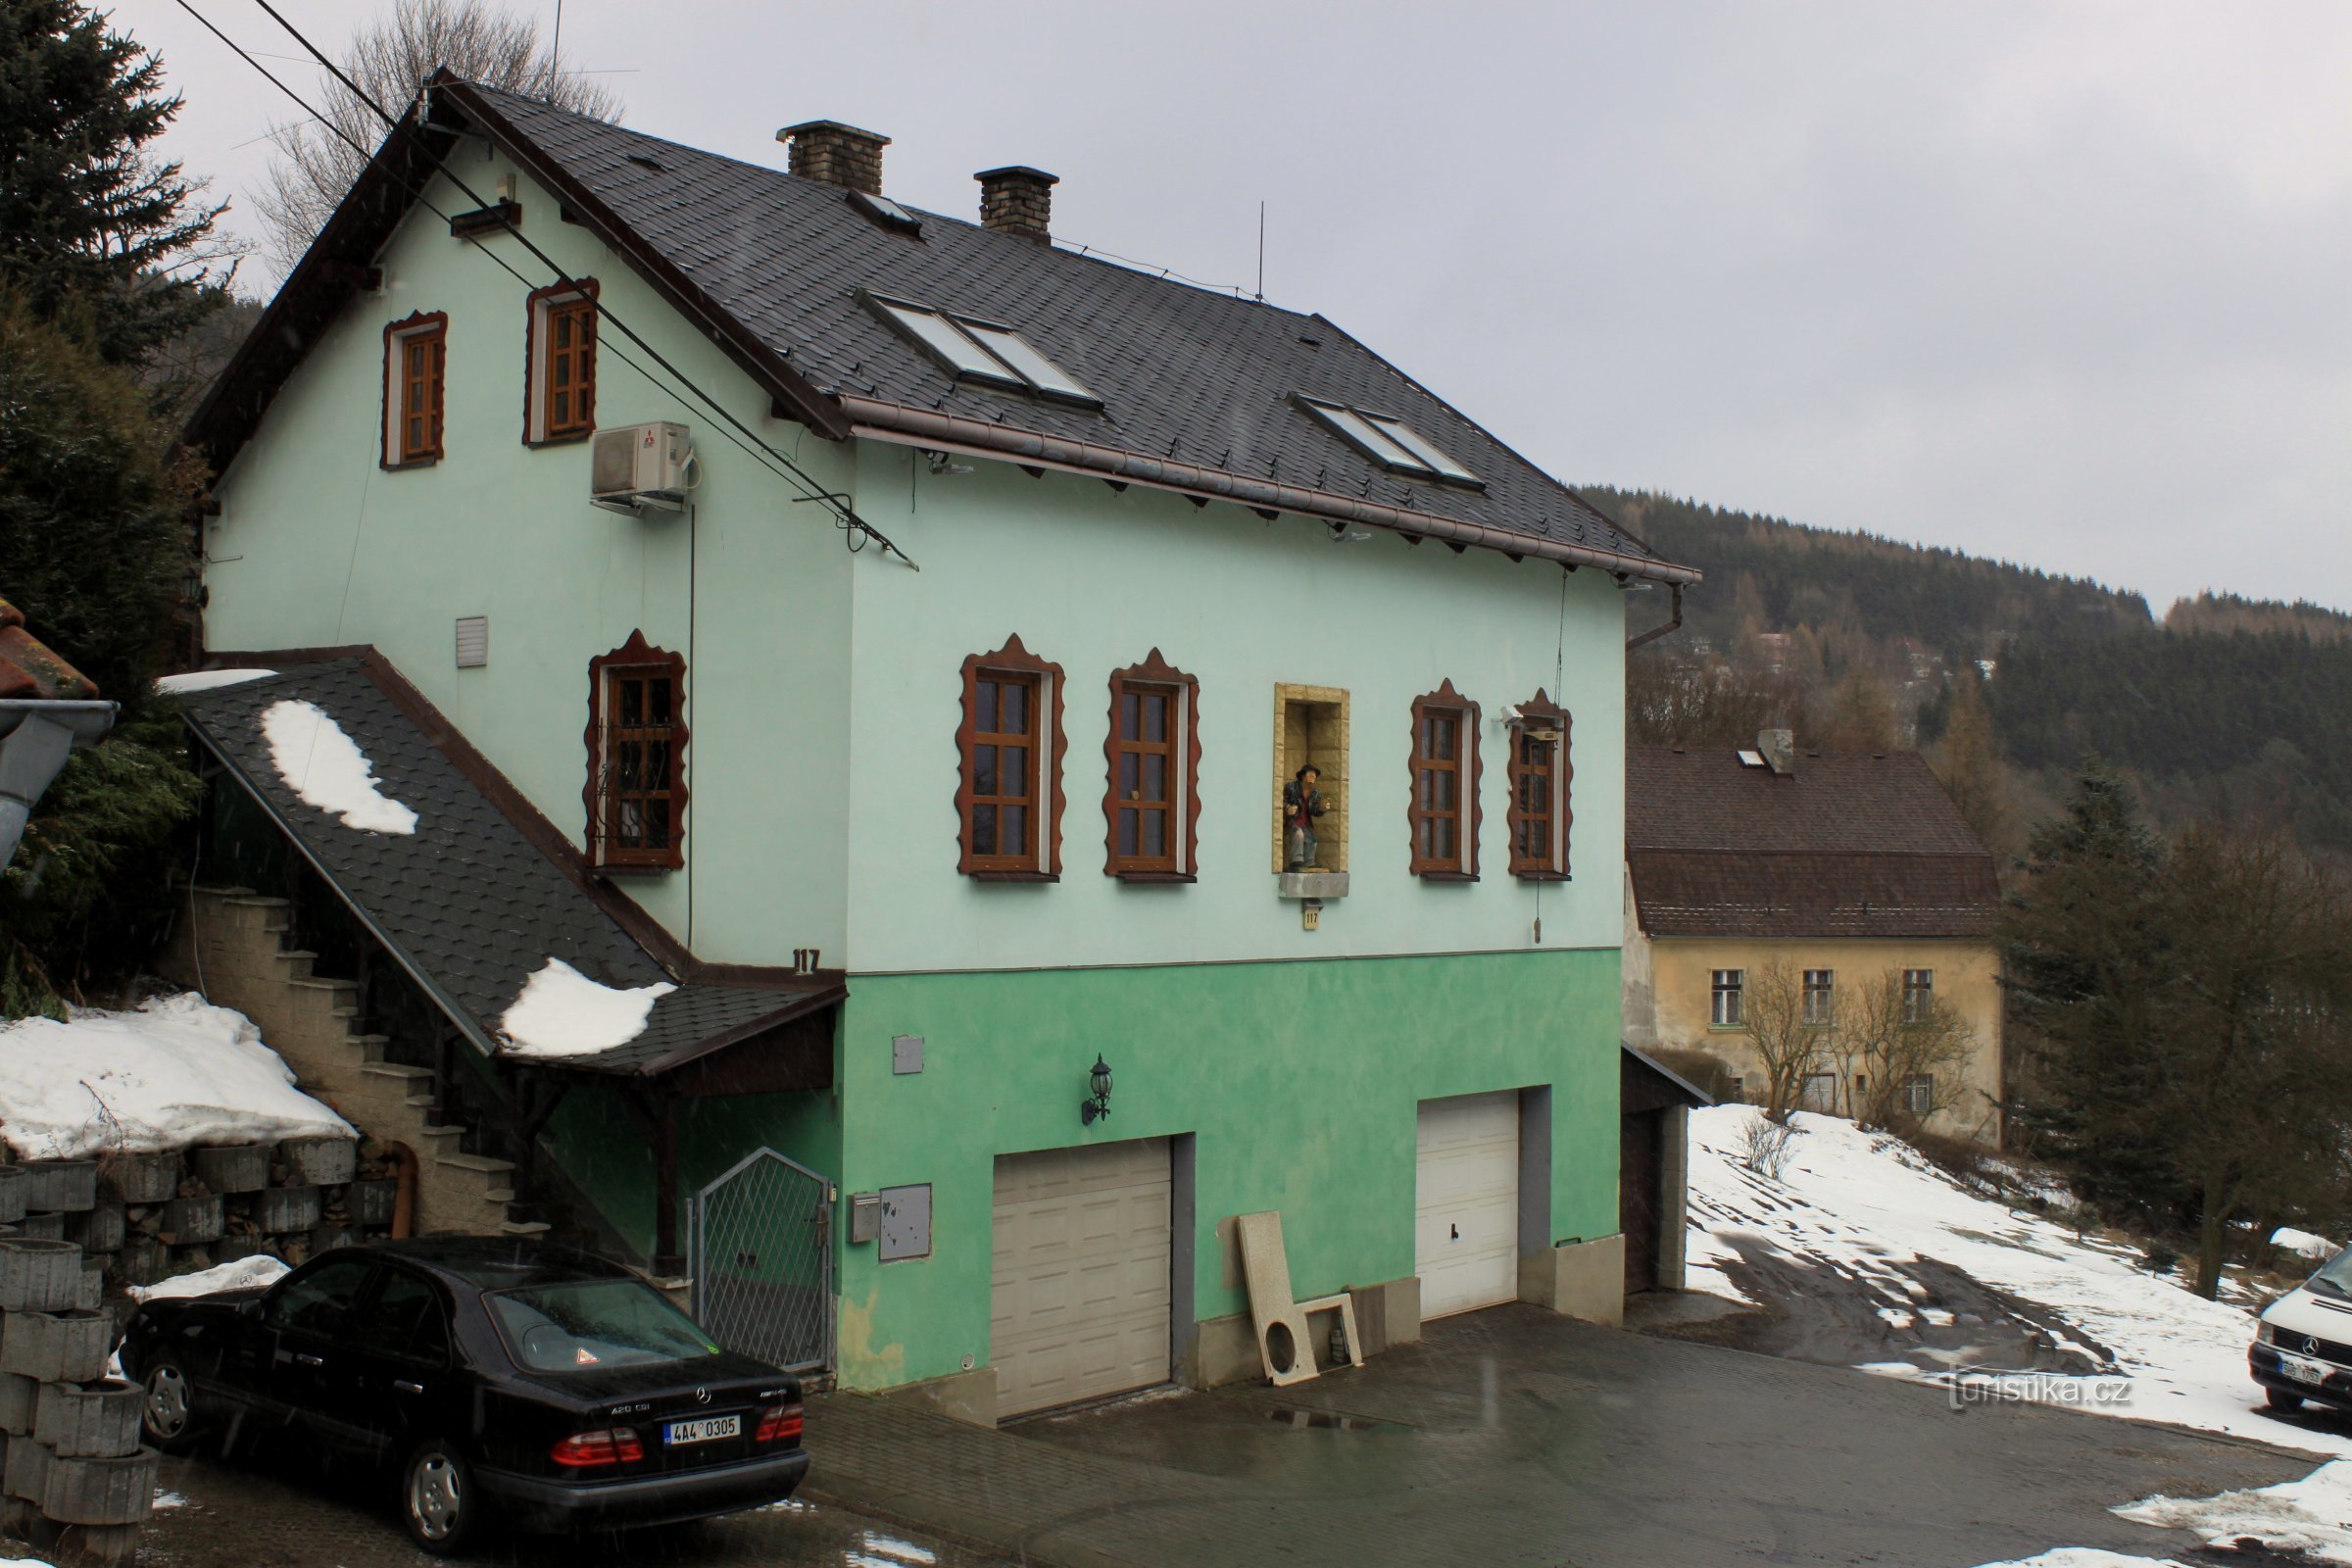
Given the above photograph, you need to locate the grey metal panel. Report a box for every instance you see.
[878,1184,931,1262]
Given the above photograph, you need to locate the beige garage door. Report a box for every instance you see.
[991,1138,1171,1418]
[1415,1092,1521,1319]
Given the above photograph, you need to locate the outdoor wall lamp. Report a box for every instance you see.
[1080,1055,1113,1126]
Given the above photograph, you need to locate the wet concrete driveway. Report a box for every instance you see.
[115,1305,2308,1567]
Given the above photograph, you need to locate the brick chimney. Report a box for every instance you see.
[1758,727,1796,776]
[776,121,890,195]
[976,166,1058,244]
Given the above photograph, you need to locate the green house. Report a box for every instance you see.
[173,75,1698,1422]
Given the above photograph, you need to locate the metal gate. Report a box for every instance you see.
[687,1149,835,1373]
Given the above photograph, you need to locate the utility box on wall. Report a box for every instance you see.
[878,1184,932,1261]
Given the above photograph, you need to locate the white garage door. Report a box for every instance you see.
[1415,1092,1521,1319]
[991,1138,1171,1419]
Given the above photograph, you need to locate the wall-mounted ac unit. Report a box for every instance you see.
[590,421,695,515]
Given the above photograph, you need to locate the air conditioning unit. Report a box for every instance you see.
[590,421,695,515]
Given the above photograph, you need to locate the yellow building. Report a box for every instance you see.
[1622,733,2004,1145]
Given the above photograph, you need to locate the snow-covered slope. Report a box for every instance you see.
[1688,1104,2349,1456]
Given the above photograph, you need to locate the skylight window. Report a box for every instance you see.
[1738,749,1768,767]
[848,188,922,236]
[1296,396,1484,490]
[867,296,1101,408]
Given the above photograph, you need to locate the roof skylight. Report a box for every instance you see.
[868,296,1101,407]
[1296,396,1484,490]
[848,188,922,236]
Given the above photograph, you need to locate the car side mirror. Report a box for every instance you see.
[239,1298,265,1321]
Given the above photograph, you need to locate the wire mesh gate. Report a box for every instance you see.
[688,1149,835,1374]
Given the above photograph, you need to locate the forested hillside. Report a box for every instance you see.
[1595,487,2352,854]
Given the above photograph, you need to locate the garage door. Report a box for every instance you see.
[1416,1092,1520,1319]
[991,1138,1171,1418]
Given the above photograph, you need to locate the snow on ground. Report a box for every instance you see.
[1688,1103,2352,1455]
[260,699,416,834]
[497,957,675,1058]
[2276,1226,2337,1261]
[1967,1552,2185,1568]
[129,1255,289,1302]
[154,668,274,696]
[0,995,350,1160]
[2115,1458,2352,1561]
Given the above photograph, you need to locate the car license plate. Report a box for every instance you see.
[2279,1351,2333,1387]
[662,1415,741,1446]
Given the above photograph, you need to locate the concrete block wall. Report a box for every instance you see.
[160,889,536,1240]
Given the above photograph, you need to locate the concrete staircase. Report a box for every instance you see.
[160,887,546,1239]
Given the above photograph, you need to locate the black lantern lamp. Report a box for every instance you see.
[1080,1055,1113,1126]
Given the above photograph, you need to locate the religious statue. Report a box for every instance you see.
[1283,763,1331,871]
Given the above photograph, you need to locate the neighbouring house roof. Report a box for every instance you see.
[1625,746,1998,940]
[173,657,838,1077]
[183,76,1697,587]
[0,598,99,701]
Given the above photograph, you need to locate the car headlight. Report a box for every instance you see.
[2258,1322,2278,1346]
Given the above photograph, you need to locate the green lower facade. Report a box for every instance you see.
[546,946,1624,1404]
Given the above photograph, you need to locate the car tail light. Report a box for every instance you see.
[754,1403,804,1446]
[551,1428,645,1468]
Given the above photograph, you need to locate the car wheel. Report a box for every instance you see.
[139,1357,205,1456]
[400,1438,484,1555]
[2267,1387,2305,1412]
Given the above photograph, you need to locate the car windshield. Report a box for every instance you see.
[2310,1249,2352,1298]
[488,1279,722,1372]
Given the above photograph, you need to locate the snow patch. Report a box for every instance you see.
[2117,1459,2352,1561]
[0,996,349,1160]
[1967,1552,2186,1568]
[2274,1227,2336,1261]
[260,699,416,834]
[498,958,674,1058]
[149,1490,189,1510]
[155,668,274,696]
[858,1536,938,1566]
[1687,1104,2352,1455]
[130,1254,290,1302]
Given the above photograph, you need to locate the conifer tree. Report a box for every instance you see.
[1934,669,2009,854]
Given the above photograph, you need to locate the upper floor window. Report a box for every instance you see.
[1802,968,1836,1025]
[1408,680,1480,879]
[527,280,599,444]
[1901,968,1935,1023]
[957,635,1064,879]
[867,295,1100,408]
[1104,651,1199,881]
[382,312,447,468]
[1505,690,1571,879]
[1711,969,1744,1027]
[585,632,686,871]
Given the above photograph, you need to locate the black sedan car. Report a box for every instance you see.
[118,1238,807,1553]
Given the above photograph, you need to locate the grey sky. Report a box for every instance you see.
[134,1,2352,617]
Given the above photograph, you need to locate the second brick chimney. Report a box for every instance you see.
[777,120,890,195]
[976,166,1058,244]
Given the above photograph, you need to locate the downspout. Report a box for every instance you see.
[1625,584,1685,653]
[0,701,118,868]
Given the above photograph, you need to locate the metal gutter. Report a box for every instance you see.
[836,396,1703,586]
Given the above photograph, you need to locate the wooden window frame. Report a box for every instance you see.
[1801,968,1836,1026]
[381,311,448,468]
[524,278,599,446]
[1710,968,1744,1028]
[1102,650,1200,882]
[1504,688,1571,880]
[1901,967,1935,1023]
[1406,678,1480,879]
[583,631,688,872]
[956,634,1065,880]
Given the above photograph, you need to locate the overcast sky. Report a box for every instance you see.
[134,1,2352,617]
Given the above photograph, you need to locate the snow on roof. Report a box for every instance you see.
[155,668,275,696]
[2273,1226,2337,1261]
[130,1254,289,1301]
[498,957,676,1059]
[261,698,417,834]
[0,993,352,1160]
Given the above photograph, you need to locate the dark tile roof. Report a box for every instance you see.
[0,597,98,701]
[176,660,829,1074]
[1626,747,1997,940]
[185,78,1695,583]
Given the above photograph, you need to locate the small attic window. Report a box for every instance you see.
[1738,749,1768,767]
[1295,396,1483,490]
[848,188,921,236]
[866,295,1101,408]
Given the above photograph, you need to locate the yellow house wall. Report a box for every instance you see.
[1637,926,2005,1144]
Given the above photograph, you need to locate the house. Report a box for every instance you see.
[1622,730,2003,1144]
[0,596,113,868]
[171,75,1698,1423]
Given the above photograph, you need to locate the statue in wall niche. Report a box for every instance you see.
[1283,763,1331,871]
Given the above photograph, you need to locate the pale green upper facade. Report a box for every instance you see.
[202,151,1634,978]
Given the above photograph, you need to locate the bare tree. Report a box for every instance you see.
[1740,961,1827,1123]
[1827,968,1982,1133]
[255,0,620,275]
